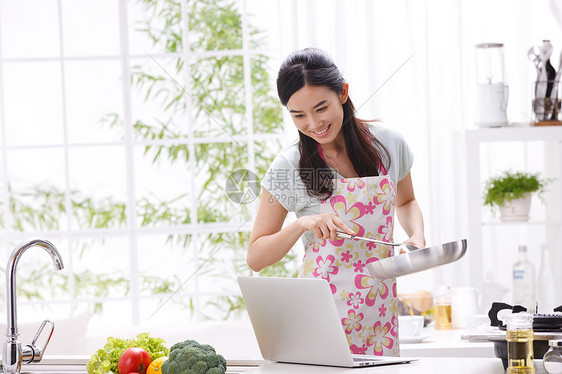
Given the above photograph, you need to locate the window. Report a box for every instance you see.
[0,0,288,327]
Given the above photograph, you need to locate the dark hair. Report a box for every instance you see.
[276,48,390,199]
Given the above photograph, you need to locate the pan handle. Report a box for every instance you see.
[336,231,408,248]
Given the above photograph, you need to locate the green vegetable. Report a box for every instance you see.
[483,170,549,208]
[161,339,226,374]
[86,332,169,374]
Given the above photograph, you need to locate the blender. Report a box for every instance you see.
[475,43,509,127]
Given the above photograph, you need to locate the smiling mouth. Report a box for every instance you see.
[312,124,331,135]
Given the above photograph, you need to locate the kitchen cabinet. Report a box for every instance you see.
[465,126,562,304]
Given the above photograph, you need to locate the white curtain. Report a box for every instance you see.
[260,0,562,295]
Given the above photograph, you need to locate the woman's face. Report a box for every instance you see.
[286,84,349,145]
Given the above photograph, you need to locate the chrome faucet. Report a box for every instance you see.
[3,239,64,374]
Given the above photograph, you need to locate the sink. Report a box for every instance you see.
[21,371,87,374]
[17,364,87,374]
[12,356,89,374]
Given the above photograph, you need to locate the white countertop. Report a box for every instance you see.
[245,358,548,374]
[18,323,497,373]
[17,357,549,374]
[399,326,495,358]
[14,320,497,373]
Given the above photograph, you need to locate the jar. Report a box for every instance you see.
[544,340,562,374]
[504,313,535,374]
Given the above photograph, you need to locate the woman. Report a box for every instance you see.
[247,48,425,357]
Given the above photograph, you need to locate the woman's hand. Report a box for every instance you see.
[297,212,355,241]
[404,234,426,249]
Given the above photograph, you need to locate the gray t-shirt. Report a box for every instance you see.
[261,123,414,248]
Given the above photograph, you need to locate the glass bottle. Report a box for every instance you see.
[433,285,452,330]
[536,244,555,313]
[505,313,535,374]
[544,340,562,374]
[482,271,509,313]
[513,245,535,311]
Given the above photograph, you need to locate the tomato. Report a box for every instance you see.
[118,347,152,374]
[146,357,168,374]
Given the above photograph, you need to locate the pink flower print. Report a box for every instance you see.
[347,292,365,310]
[329,195,366,237]
[328,237,346,247]
[390,315,398,338]
[340,248,353,263]
[350,344,368,355]
[339,178,366,192]
[377,216,394,242]
[366,321,394,356]
[392,282,397,298]
[353,260,366,273]
[378,304,387,317]
[342,309,364,334]
[360,233,385,255]
[365,240,377,253]
[313,254,339,281]
[336,245,358,269]
[355,265,389,306]
[364,201,376,215]
[373,178,395,215]
[309,238,327,253]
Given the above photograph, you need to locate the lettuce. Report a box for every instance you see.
[86,333,169,374]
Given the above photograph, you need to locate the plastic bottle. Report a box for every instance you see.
[513,245,535,311]
[536,244,555,313]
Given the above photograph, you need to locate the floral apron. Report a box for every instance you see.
[298,175,399,357]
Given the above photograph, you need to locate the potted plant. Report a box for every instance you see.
[483,171,549,221]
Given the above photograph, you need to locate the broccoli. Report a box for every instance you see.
[161,339,226,374]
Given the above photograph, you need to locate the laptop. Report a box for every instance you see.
[238,276,416,368]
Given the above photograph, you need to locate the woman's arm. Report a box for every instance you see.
[396,172,426,248]
[247,188,355,272]
[247,188,301,272]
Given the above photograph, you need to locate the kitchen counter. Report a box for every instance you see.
[16,357,262,374]
[245,357,549,374]
[14,322,497,373]
[399,325,494,358]
[21,325,497,374]
[19,357,549,374]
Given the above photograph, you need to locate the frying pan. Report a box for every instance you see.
[366,239,467,280]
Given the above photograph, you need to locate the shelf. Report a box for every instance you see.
[465,127,562,292]
[466,126,562,143]
[481,220,560,226]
